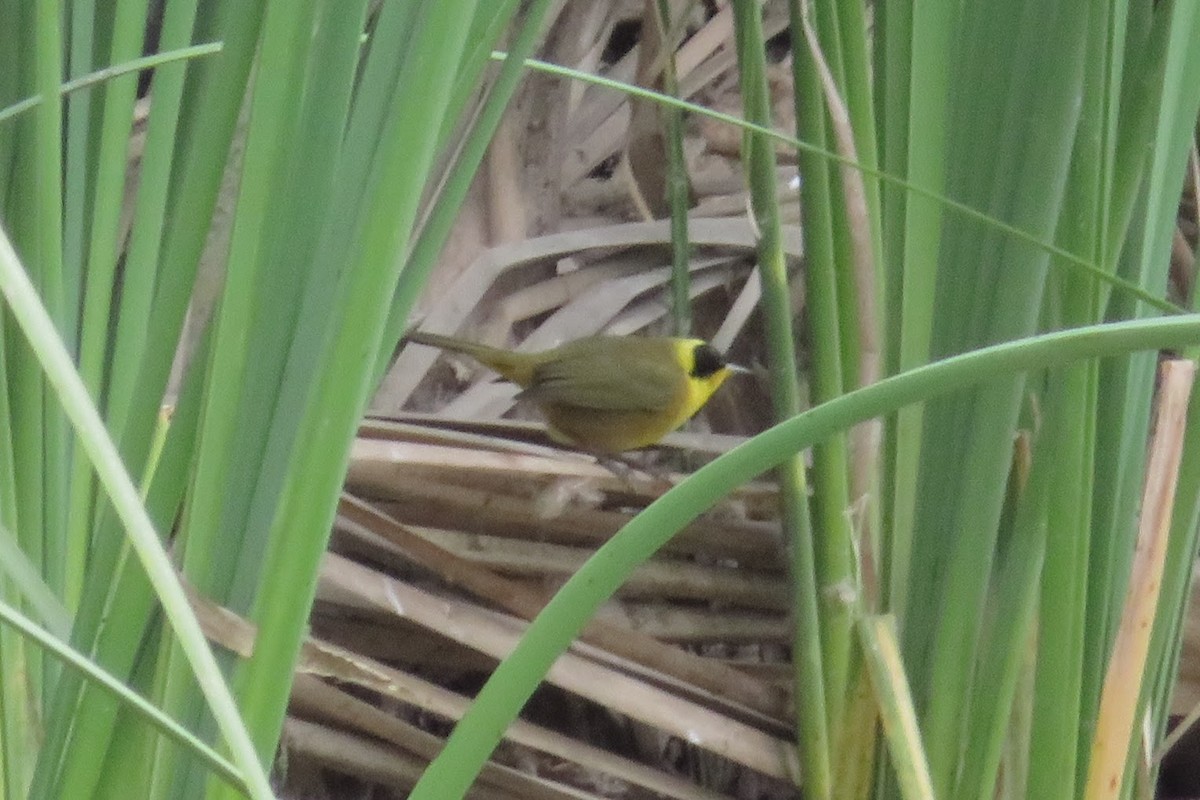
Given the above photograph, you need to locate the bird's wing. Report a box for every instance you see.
[519,349,681,411]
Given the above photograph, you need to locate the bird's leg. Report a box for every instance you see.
[593,452,677,495]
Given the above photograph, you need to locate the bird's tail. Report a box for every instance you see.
[404,330,535,386]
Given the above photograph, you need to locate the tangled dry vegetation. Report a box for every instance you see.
[175,2,1198,797]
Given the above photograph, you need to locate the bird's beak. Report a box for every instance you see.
[726,362,752,375]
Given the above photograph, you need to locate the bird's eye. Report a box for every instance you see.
[691,343,726,378]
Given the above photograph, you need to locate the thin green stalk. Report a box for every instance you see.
[859,615,934,800]
[410,314,1200,800]
[732,3,831,796]
[807,0,861,390]
[880,0,953,622]
[1032,10,1118,795]
[1103,4,1174,288]
[96,647,162,800]
[101,4,206,504]
[28,0,60,280]
[2,2,42,794]
[655,0,692,337]
[0,43,223,126]
[1026,127,1106,800]
[61,0,96,357]
[954,429,1048,799]
[0,0,20,183]
[787,1,857,752]
[1033,369,1093,800]
[0,333,19,539]
[7,6,49,729]
[67,0,148,378]
[802,2,884,599]
[33,0,67,634]
[89,17,209,703]
[1024,15,1117,775]
[60,0,96,620]
[64,0,150,637]
[0,361,35,797]
[0,36,29,763]
[830,0,881,261]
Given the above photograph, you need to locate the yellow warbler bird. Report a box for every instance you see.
[405,331,744,453]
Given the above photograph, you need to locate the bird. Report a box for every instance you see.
[404,330,745,453]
